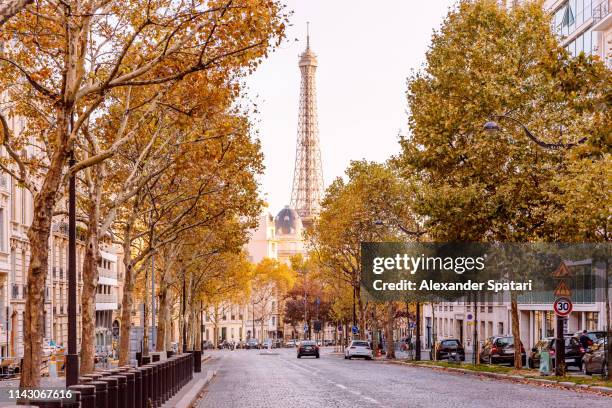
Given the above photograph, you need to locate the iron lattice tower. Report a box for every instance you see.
[290,24,324,228]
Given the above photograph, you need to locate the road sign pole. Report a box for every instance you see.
[555,315,565,376]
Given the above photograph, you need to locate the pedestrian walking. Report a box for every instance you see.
[579,330,593,350]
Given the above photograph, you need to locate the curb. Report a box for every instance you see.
[175,370,217,408]
[387,361,612,397]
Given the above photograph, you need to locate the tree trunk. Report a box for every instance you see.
[21,145,69,388]
[385,302,396,359]
[118,215,136,366]
[511,292,522,369]
[604,258,611,380]
[156,285,168,352]
[80,212,100,374]
[371,305,379,354]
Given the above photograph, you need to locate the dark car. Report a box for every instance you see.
[480,336,526,365]
[435,339,465,361]
[245,339,260,349]
[297,340,320,358]
[528,336,585,369]
[582,338,609,376]
[574,331,606,343]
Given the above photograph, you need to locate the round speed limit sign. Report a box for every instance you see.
[553,297,573,317]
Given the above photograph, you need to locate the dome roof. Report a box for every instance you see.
[275,205,302,235]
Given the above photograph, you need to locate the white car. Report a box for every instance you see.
[344,340,373,360]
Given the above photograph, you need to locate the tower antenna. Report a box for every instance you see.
[306,21,310,49]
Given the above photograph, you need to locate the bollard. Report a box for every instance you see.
[69,384,96,408]
[162,360,169,402]
[85,373,104,381]
[79,376,93,383]
[131,369,143,408]
[146,365,155,408]
[138,365,149,408]
[193,350,202,373]
[114,374,127,408]
[30,401,61,407]
[141,355,151,365]
[152,353,160,362]
[166,350,174,358]
[123,371,135,408]
[99,376,117,408]
[89,380,108,408]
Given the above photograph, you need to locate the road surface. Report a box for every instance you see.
[198,347,610,408]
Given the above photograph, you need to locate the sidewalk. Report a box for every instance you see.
[162,355,215,408]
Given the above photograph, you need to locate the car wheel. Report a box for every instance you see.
[316,354,320,359]
[297,355,301,359]
[344,355,348,359]
[366,357,372,360]
[348,356,352,360]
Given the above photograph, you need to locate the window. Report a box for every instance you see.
[0,208,4,251]
[10,178,16,221]
[10,249,16,283]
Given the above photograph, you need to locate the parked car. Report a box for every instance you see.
[297,340,320,358]
[582,338,608,376]
[201,340,214,350]
[261,339,275,349]
[435,338,465,361]
[344,340,373,360]
[480,336,526,365]
[574,331,606,344]
[245,339,260,349]
[528,336,585,369]
[284,339,297,348]
[323,339,334,346]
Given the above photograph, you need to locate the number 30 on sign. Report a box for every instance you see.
[553,297,572,317]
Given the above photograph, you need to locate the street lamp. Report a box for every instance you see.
[483,114,586,149]
[483,113,588,374]
[66,150,78,387]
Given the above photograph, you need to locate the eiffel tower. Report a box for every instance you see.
[290,23,324,229]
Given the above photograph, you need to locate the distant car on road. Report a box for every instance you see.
[480,336,525,365]
[434,339,465,361]
[262,339,276,349]
[297,340,319,358]
[344,340,373,360]
[245,339,260,349]
[528,336,585,369]
[323,339,334,347]
[582,338,608,376]
[284,339,297,348]
[201,340,214,350]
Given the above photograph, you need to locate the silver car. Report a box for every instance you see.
[344,340,373,360]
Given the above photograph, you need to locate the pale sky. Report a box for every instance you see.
[246,0,457,215]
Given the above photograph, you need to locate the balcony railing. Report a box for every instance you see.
[593,0,610,23]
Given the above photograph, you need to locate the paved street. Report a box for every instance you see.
[199,348,611,408]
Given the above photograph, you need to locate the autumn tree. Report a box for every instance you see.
[0,0,287,386]
[250,258,295,342]
[310,160,416,337]
[394,0,609,369]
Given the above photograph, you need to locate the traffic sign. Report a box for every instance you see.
[466,313,473,321]
[554,281,571,297]
[303,323,309,333]
[553,297,572,317]
[552,262,572,278]
[351,325,359,334]
[409,322,415,329]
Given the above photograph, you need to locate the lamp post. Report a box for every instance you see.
[66,150,79,387]
[483,114,585,372]
[483,114,586,149]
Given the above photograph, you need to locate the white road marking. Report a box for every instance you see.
[335,383,347,390]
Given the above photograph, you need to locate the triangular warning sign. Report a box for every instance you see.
[552,262,572,278]
[554,281,571,297]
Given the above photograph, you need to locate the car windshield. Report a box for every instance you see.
[352,341,369,347]
[496,337,513,346]
[441,340,459,347]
